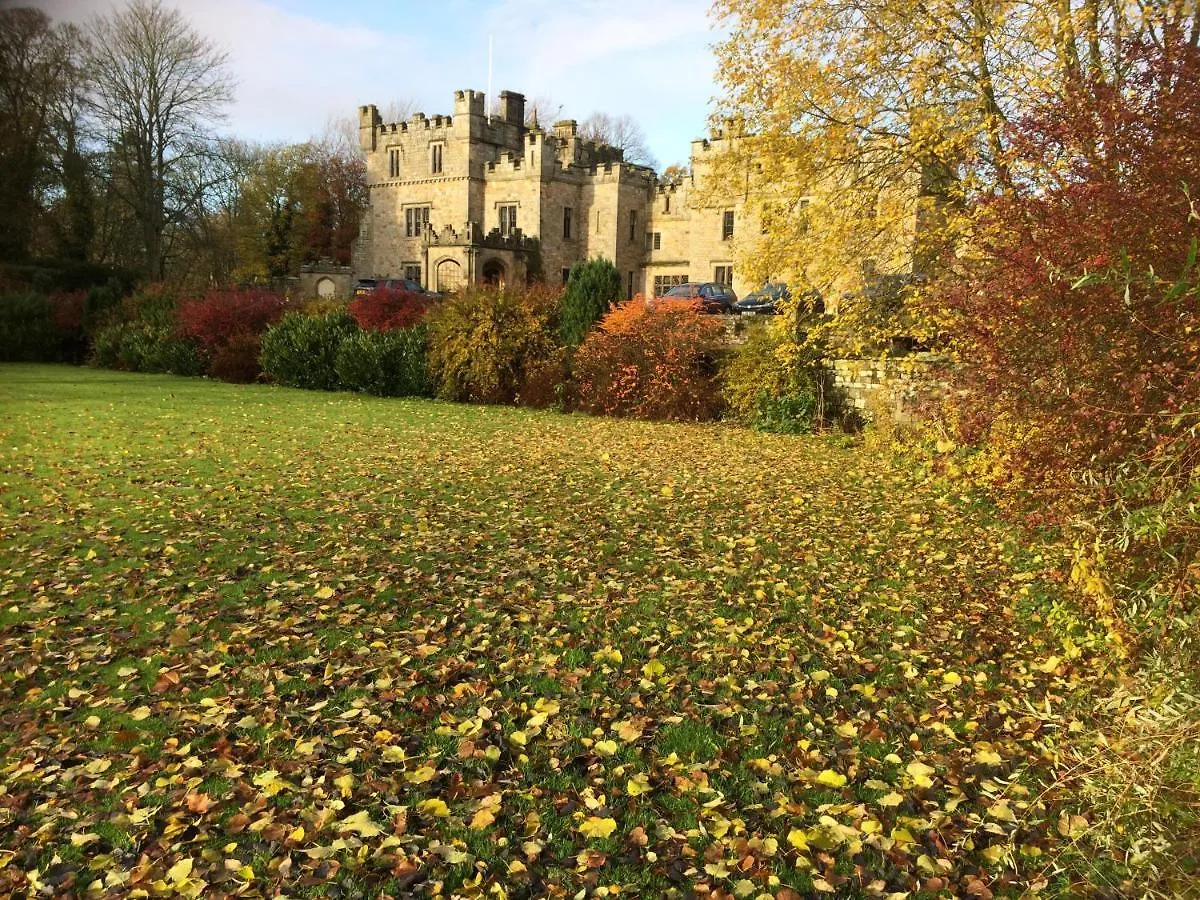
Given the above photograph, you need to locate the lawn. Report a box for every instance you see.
[0,365,1106,898]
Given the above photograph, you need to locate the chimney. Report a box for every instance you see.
[498,90,525,127]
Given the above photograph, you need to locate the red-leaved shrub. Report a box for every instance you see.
[933,37,1200,511]
[209,333,265,383]
[573,297,725,421]
[348,288,431,332]
[176,289,288,353]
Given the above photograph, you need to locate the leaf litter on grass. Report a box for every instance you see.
[0,366,1110,897]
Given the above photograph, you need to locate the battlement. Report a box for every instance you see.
[454,89,486,117]
[486,151,525,174]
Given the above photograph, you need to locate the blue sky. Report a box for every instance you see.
[34,0,725,169]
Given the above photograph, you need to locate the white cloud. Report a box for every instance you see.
[27,0,724,166]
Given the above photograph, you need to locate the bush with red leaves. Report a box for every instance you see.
[934,36,1200,509]
[348,288,432,332]
[176,289,288,354]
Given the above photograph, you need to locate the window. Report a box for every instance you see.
[664,195,670,213]
[499,204,517,236]
[563,207,573,239]
[388,148,400,178]
[629,210,638,243]
[595,210,601,234]
[715,265,733,287]
[722,210,735,240]
[404,264,421,284]
[561,267,571,285]
[405,206,430,238]
[653,274,688,296]
[627,271,634,300]
[652,232,662,250]
[430,142,443,174]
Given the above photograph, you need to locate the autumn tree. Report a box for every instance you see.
[86,0,233,280]
[711,0,1200,350]
[0,8,84,261]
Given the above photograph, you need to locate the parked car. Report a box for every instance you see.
[733,282,790,315]
[657,282,738,314]
[353,277,441,300]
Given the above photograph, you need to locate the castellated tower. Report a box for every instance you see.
[353,88,762,299]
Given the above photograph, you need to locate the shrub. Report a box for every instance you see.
[0,293,59,362]
[348,288,431,332]
[721,323,834,433]
[573,297,725,421]
[518,346,572,410]
[176,289,288,353]
[425,285,560,404]
[91,320,205,375]
[559,258,622,346]
[259,309,359,391]
[87,284,202,375]
[209,333,265,383]
[334,326,429,397]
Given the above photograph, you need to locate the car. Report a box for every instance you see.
[657,281,738,314]
[353,277,441,299]
[733,282,790,315]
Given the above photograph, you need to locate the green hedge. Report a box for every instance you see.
[334,326,429,397]
[259,310,359,391]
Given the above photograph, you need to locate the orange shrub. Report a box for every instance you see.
[573,296,725,421]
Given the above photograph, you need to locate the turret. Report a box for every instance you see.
[359,104,381,152]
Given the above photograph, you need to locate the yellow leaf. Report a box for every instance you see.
[877,792,904,807]
[333,773,354,797]
[579,817,617,839]
[166,858,193,884]
[594,739,619,757]
[626,773,651,796]
[470,808,496,829]
[786,828,809,851]
[85,548,97,560]
[509,730,528,747]
[315,585,335,600]
[974,749,1003,766]
[405,765,437,784]
[614,720,642,742]
[1038,655,1061,673]
[942,671,962,686]
[642,660,665,678]
[989,801,1018,823]
[130,706,152,721]
[418,798,450,818]
[816,769,847,788]
[339,809,383,836]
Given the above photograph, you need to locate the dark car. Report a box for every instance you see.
[733,282,790,315]
[658,282,738,314]
[353,277,440,299]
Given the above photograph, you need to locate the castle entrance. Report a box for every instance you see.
[480,259,506,287]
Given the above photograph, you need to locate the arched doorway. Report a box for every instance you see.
[481,259,506,287]
[436,258,464,293]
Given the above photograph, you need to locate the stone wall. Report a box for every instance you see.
[831,354,950,423]
[298,265,354,299]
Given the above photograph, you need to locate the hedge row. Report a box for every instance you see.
[5,260,837,430]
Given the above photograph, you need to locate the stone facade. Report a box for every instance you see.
[355,89,760,299]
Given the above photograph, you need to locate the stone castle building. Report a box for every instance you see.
[353,89,760,299]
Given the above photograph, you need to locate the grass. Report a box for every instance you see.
[0,364,1116,897]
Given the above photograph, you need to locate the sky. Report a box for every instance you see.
[31,0,726,170]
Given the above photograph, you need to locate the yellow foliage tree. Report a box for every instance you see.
[710,0,1198,354]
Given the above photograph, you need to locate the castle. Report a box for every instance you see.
[352,89,761,299]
